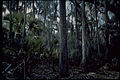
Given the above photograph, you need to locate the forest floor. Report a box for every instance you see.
[29,64,119,79]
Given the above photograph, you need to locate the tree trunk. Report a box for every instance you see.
[0,1,6,79]
[9,1,13,46]
[81,0,87,67]
[104,0,109,59]
[54,1,57,20]
[70,19,74,36]
[75,0,79,41]
[44,2,46,27]
[21,1,26,49]
[22,1,26,79]
[59,0,69,77]
[16,0,19,12]
[94,0,100,57]
[75,0,80,56]
[33,0,35,18]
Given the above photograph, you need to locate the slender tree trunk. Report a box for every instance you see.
[75,0,79,55]
[90,23,92,38]
[54,1,57,20]
[22,0,26,79]
[81,0,86,67]
[44,2,46,27]
[75,0,79,41]
[33,0,35,18]
[104,0,109,59]
[59,0,68,77]
[71,19,74,36]
[16,0,19,40]
[70,3,74,36]
[16,0,19,12]
[94,0,100,57]
[22,1,26,49]
[0,1,5,79]
[9,1,13,46]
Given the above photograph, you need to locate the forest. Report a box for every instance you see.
[1,0,120,79]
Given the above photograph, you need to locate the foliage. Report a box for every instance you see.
[3,47,17,62]
[25,36,43,54]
